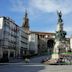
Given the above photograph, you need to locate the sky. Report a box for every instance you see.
[0,0,72,37]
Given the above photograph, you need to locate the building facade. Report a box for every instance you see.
[30,31,55,54]
[19,27,28,58]
[0,16,19,60]
[70,36,72,51]
[0,16,28,61]
[29,33,38,54]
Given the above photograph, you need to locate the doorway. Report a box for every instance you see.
[47,39,55,55]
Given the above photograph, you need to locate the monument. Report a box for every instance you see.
[51,11,67,60]
[44,11,70,64]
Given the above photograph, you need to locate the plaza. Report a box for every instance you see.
[0,55,72,72]
[0,0,72,72]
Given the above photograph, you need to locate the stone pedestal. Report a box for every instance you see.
[51,41,67,58]
[51,41,59,60]
[47,38,69,64]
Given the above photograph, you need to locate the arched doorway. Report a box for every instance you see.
[47,39,55,55]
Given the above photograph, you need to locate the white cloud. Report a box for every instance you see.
[64,26,72,32]
[10,0,72,15]
[30,0,72,15]
[10,0,26,12]
[9,0,72,36]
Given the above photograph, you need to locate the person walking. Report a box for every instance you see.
[25,58,30,63]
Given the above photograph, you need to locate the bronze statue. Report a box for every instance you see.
[57,11,62,18]
[57,11,63,22]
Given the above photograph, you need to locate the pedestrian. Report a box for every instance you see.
[25,58,30,63]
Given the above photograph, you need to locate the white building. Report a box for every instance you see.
[29,33,38,54]
[70,36,72,51]
[19,27,28,57]
[0,16,28,61]
[0,16,19,60]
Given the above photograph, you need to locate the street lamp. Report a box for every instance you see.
[45,35,48,38]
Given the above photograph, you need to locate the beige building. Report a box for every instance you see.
[30,31,55,54]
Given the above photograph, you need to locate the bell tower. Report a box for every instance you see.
[22,10,30,33]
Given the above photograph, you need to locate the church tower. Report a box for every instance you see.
[22,10,30,33]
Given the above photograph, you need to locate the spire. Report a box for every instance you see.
[25,10,28,19]
[22,10,29,33]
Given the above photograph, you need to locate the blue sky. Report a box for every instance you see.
[0,0,72,37]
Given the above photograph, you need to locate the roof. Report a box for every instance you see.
[30,31,55,35]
